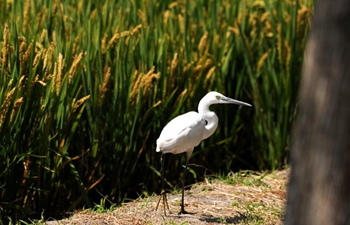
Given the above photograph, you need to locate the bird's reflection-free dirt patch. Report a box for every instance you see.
[46,169,288,225]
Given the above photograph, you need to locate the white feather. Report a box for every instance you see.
[156,111,206,154]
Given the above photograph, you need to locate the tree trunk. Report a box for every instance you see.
[285,0,350,225]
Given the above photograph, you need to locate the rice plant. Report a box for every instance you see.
[0,0,312,222]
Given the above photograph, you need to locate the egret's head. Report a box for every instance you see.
[204,91,252,107]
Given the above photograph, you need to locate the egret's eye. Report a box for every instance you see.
[215,95,220,100]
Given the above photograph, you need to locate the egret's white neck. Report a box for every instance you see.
[198,99,219,140]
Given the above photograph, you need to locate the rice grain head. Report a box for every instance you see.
[33,49,44,68]
[174,89,188,106]
[10,97,24,122]
[56,53,64,95]
[51,62,57,94]
[0,88,16,127]
[130,67,159,105]
[68,52,83,84]
[170,53,178,76]
[142,67,159,95]
[40,29,47,43]
[198,32,209,53]
[43,42,56,79]
[204,66,216,83]
[130,70,142,104]
[257,52,269,72]
[1,24,9,74]
[72,95,91,113]
[98,67,111,106]
[178,14,184,34]
[22,0,31,33]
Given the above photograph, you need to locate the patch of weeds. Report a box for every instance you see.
[224,171,269,188]
[138,192,155,209]
[182,165,197,180]
[92,198,117,213]
[231,200,242,207]
[216,216,233,223]
[200,186,213,193]
[240,201,284,224]
[19,211,46,225]
[238,212,264,224]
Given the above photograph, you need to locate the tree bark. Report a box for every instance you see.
[285,0,350,225]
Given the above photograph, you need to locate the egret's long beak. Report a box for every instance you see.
[223,97,252,107]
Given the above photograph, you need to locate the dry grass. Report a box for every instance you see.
[45,169,289,225]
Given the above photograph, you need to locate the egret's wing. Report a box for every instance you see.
[158,112,201,140]
[156,111,206,154]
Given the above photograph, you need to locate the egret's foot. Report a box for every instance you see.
[178,209,190,215]
[156,190,171,215]
[178,206,194,215]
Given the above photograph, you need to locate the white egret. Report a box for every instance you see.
[155,91,251,215]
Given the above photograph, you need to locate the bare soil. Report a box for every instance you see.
[46,169,289,225]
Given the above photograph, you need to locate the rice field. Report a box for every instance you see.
[0,0,312,222]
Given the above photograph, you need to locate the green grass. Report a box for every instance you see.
[0,0,312,222]
[237,201,284,224]
[223,171,269,188]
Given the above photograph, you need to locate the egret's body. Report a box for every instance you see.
[155,91,251,215]
[156,112,206,155]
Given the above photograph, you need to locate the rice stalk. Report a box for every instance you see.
[22,0,31,33]
[71,95,90,118]
[130,66,160,105]
[204,66,216,85]
[55,53,64,95]
[40,29,47,43]
[297,6,312,34]
[142,66,160,96]
[163,10,170,25]
[178,14,185,33]
[32,49,43,68]
[68,52,84,84]
[1,24,9,75]
[130,70,142,104]
[257,52,269,72]
[101,33,108,54]
[182,62,194,75]
[108,24,142,48]
[19,37,27,70]
[198,31,209,53]
[170,52,178,76]
[18,37,33,75]
[0,87,15,128]
[98,67,110,106]
[276,23,283,68]
[10,97,24,122]
[43,42,56,79]
[284,40,291,74]
[174,88,188,107]
[24,42,33,63]
[138,9,146,24]
[29,74,39,92]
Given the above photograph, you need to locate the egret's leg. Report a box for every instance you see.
[156,154,170,215]
[180,151,192,214]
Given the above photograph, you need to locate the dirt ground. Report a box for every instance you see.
[46,169,289,225]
